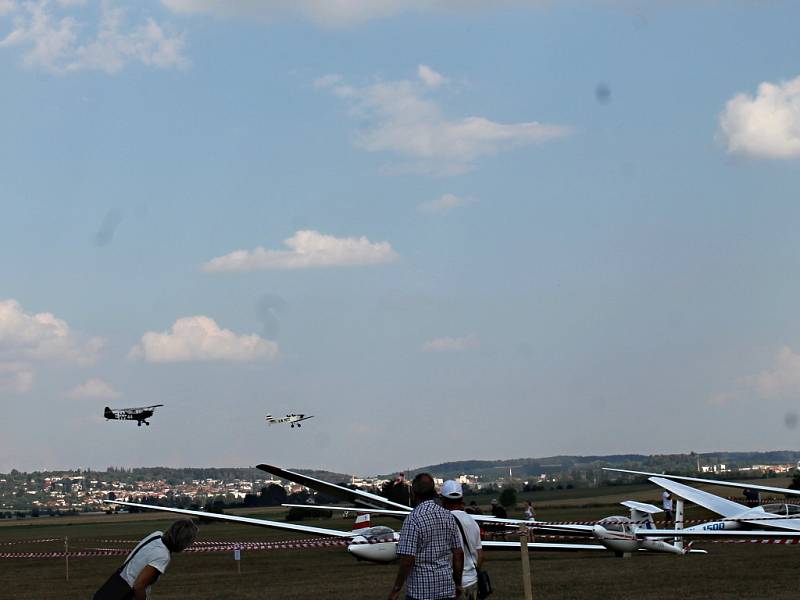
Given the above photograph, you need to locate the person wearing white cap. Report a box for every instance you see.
[440,480,483,600]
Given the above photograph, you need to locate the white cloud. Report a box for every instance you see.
[0,299,102,365]
[0,0,188,74]
[203,230,398,272]
[130,316,279,363]
[748,346,800,399]
[0,1,16,17]
[67,378,121,400]
[0,362,34,393]
[316,67,570,175]
[417,193,475,215]
[719,75,800,159]
[417,64,444,88]
[422,334,480,352]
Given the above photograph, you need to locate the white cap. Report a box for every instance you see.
[441,480,463,500]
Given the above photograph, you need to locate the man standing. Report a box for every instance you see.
[388,473,464,600]
[490,499,507,519]
[440,481,483,600]
[662,490,674,526]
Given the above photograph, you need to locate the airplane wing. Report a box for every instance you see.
[635,528,800,540]
[105,501,354,538]
[282,504,408,516]
[257,464,412,511]
[482,541,606,551]
[281,504,595,535]
[649,476,748,518]
[604,467,800,497]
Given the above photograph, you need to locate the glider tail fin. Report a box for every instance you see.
[351,513,371,533]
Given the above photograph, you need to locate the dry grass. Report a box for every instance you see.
[1,493,798,599]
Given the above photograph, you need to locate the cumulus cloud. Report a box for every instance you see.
[0,0,188,74]
[422,334,480,352]
[161,0,535,27]
[748,346,800,399]
[719,75,800,159]
[67,378,121,400]
[417,64,444,88]
[0,299,102,365]
[316,66,570,175]
[203,230,398,273]
[417,193,475,215]
[130,316,279,363]
[0,362,34,393]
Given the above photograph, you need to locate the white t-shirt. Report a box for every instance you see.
[120,532,171,598]
[662,491,673,511]
[452,510,482,588]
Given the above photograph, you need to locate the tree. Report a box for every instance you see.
[498,487,517,509]
[260,484,287,506]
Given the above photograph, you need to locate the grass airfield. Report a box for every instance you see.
[2,480,799,599]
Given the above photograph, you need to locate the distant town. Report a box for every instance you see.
[3,450,800,518]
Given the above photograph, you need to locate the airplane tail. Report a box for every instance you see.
[621,500,661,529]
[351,513,371,534]
[104,407,115,419]
[265,414,274,425]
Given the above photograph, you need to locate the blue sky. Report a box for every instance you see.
[2,0,800,474]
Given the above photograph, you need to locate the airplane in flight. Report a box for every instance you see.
[258,464,705,556]
[103,405,163,427]
[265,413,314,428]
[604,468,800,542]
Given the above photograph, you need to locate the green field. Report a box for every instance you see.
[1,486,799,599]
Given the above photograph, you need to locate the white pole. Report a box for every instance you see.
[674,498,685,551]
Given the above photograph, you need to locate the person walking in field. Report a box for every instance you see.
[388,473,464,600]
[523,500,535,521]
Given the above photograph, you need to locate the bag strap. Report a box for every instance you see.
[453,514,476,570]
[119,535,162,572]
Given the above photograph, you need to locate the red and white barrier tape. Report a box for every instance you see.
[0,538,61,546]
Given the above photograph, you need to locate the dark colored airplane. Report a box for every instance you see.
[104,405,163,426]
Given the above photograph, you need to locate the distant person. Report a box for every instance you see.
[95,519,198,600]
[490,498,507,519]
[441,481,484,600]
[743,488,760,508]
[524,500,535,521]
[388,473,464,600]
[466,501,483,516]
[662,490,673,526]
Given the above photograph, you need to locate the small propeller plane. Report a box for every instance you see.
[604,468,800,543]
[103,405,163,426]
[265,413,314,428]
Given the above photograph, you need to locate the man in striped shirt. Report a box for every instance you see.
[388,473,464,600]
